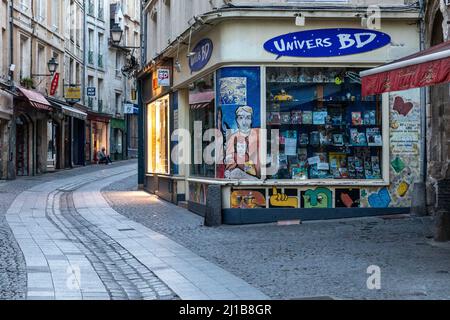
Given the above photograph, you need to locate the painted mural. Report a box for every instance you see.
[216,67,262,180]
[269,188,299,208]
[189,182,208,205]
[335,188,361,208]
[302,188,333,209]
[361,89,422,209]
[231,190,266,209]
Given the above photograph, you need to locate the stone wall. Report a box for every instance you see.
[425,0,450,212]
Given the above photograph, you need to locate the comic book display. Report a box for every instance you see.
[266,67,383,180]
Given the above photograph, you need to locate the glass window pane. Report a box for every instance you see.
[266,67,383,181]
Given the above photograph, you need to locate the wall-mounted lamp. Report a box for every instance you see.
[31,57,59,77]
[174,60,182,73]
[295,13,305,27]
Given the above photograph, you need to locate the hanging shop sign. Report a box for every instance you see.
[64,86,81,101]
[124,103,139,114]
[264,28,391,59]
[87,87,96,97]
[157,68,171,87]
[189,38,213,73]
[49,73,59,96]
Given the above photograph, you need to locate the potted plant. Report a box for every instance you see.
[20,77,34,89]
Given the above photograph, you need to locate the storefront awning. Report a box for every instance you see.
[0,88,14,120]
[16,87,52,111]
[190,102,212,110]
[48,99,87,120]
[189,91,214,110]
[361,40,450,96]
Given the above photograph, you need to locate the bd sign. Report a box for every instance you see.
[189,38,213,73]
[264,28,391,59]
[157,68,170,87]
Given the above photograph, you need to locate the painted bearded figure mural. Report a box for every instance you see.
[224,106,261,180]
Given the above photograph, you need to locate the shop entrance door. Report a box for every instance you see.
[16,116,29,176]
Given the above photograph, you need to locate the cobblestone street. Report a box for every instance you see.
[0,161,267,300]
[2,161,450,300]
[103,172,450,300]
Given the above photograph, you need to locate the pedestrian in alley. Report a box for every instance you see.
[98,147,113,165]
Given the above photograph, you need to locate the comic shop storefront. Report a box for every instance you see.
[141,61,181,203]
[155,18,423,224]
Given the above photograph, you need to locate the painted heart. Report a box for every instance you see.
[368,188,392,208]
[393,96,413,116]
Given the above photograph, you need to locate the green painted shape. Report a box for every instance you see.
[391,156,406,174]
[303,188,333,209]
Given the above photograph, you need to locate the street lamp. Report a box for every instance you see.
[47,57,59,76]
[32,57,59,77]
[110,23,123,45]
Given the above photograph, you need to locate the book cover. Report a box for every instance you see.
[348,157,356,179]
[310,131,320,146]
[372,156,381,178]
[366,128,383,146]
[350,128,360,146]
[292,164,308,180]
[267,112,281,125]
[358,132,368,146]
[329,153,347,179]
[302,111,313,124]
[333,133,344,146]
[369,110,377,125]
[291,111,302,124]
[281,112,291,125]
[352,112,362,126]
[298,148,308,162]
[299,133,309,146]
[313,111,328,125]
[363,112,371,125]
[320,130,332,146]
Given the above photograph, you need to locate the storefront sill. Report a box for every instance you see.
[223,208,411,225]
[186,177,389,187]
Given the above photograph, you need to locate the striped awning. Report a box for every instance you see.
[190,102,211,110]
[361,40,450,96]
[16,87,52,111]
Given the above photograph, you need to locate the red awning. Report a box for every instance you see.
[16,87,52,111]
[361,40,450,96]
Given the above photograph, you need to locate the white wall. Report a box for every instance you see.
[143,0,414,61]
[172,18,421,87]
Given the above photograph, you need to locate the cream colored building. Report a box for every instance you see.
[139,0,425,223]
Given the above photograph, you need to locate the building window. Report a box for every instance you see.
[146,95,169,174]
[37,44,45,75]
[189,74,215,178]
[115,51,121,77]
[36,0,46,21]
[265,67,383,181]
[51,0,59,31]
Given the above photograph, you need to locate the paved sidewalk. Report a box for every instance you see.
[5,164,268,300]
[104,174,450,300]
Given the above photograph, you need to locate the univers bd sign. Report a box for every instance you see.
[189,38,213,73]
[264,28,391,59]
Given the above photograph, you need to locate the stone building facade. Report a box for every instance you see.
[424,0,450,240]
[424,0,450,210]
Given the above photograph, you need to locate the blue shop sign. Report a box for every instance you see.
[189,38,213,72]
[264,28,391,59]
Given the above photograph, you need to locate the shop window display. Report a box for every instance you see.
[189,74,215,178]
[266,67,383,181]
[146,96,169,174]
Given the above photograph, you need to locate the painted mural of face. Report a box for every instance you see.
[236,106,253,135]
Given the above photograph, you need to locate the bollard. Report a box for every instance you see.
[411,182,427,216]
[205,185,222,227]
